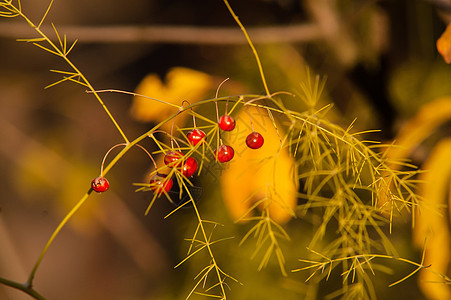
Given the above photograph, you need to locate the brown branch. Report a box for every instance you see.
[0,276,46,300]
[0,22,322,44]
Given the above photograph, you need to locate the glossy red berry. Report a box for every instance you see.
[91,177,110,193]
[182,157,198,177]
[218,115,235,131]
[187,129,206,146]
[246,132,264,149]
[215,145,234,162]
[164,151,184,167]
[149,173,173,195]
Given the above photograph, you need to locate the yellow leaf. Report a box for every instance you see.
[386,97,451,165]
[220,106,297,224]
[129,67,212,124]
[379,97,451,210]
[437,23,451,64]
[414,138,451,300]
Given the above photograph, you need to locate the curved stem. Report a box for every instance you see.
[223,0,270,96]
[100,143,127,176]
[134,144,158,169]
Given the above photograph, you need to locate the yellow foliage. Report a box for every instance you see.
[414,138,451,300]
[130,67,212,126]
[385,97,451,165]
[220,106,297,224]
[381,97,451,299]
[437,22,451,64]
[380,98,451,211]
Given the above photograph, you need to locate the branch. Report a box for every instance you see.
[0,22,322,44]
[0,277,46,300]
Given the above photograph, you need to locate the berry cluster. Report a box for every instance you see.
[215,113,264,163]
[148,130,204,197]
[90,108,264,200]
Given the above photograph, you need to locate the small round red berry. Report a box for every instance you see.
[164,151,184,168]
[246,132,264,149]
[182,157,198,177]
[218,115,235,131]
[187,129,206,146]
[149,173,173,195]
[215,145,234,162]
[91,177,110,193]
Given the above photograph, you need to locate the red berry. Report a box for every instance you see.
[182,157,198,177]
[218,115,235,131]
[149,173,173,195]
[91,177,110,193]
[246,132,264,149]
[215,145,234,162]
[164,151,184,167]
[187,129,206,146]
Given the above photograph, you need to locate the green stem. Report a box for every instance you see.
[191,199,227,298]
[223,0,270,96]
[27,192,91,286]
[178,180,228,299]
[0,276,46,300]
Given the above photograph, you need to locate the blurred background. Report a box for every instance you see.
[1,0,451,299]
